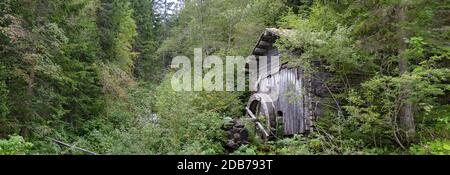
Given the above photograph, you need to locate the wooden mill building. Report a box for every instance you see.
[245,28,329,140]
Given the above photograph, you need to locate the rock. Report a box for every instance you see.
[225,130,234,139]
[234,119,245,128]
[239,129,249,142]
[222,117,235,130]
[222,118,250,153]
[225,140,237,149]
[233,133,241,140]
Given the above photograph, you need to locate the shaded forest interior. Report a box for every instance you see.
[0,0,449,155]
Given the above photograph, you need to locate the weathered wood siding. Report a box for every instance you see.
[258,68,306,135]
[248,28,317,136]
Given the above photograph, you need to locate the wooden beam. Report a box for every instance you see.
[245,107,270,138]
[52,139,98,155]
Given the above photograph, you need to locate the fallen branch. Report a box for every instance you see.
[52,139,98,155]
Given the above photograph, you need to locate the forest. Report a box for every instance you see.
[0,0,449,155]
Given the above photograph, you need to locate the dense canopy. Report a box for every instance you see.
[0,0,449,155]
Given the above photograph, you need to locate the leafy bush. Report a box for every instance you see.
[416,105,450,140]
[410,140,450,155]
[270,135,313,155]
[232,145,259,155]
[0,135,33,155]
[153,75,228,154]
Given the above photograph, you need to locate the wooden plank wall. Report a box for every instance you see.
[251,34,314,135]
[278,68,305,135]
[258,68,306,135]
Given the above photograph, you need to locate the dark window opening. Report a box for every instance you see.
[277,111,283,117]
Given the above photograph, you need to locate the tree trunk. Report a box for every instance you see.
[396,5,415,142]
[21,69,35,138]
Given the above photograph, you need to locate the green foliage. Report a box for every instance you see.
[232,144,259,155]
[97,0,137,72]
[269,135,313,155]
[277,6,372,77]
[131,0,163,82]
[0,0,449,155]
[233,134,376,155]
[415,105,450,144]
[272,0,450,154]
[340,36,449,146]
[0,135,33,155]
[0,66,9,120]
[158,0,288,57]
[248,0,287,27]
[410,140,450,155]
[153,74,230,154]
[1,0,146,154]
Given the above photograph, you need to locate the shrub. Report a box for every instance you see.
[410,140,450,155]
[0,135,33,155]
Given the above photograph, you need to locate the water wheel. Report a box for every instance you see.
[246,93,277,142]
